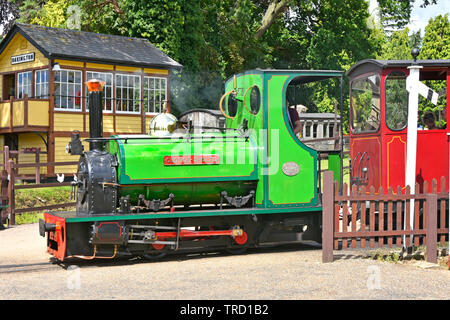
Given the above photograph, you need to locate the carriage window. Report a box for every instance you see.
[418,76,447,130]
[351,74,381,133]
[385,71,408,130]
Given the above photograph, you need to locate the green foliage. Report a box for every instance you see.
[377,0,414,32]
[14,186,72,225]
[378,27,413,60]
[419,14,450,60]
[9,0,47,24]
[418,14,449,127]
[30,0,71,28]
[385,72,408,129]
[15,186,71,209]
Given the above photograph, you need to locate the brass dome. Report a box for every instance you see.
[149,112,178,137]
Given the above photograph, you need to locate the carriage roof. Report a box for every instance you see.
[346,59,450,79]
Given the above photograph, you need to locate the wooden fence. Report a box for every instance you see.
[0,146,77,226]
[322,170,449,264]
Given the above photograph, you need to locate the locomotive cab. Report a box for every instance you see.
[347,59,450,192]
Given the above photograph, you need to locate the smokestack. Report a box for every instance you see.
[86,79,105,151]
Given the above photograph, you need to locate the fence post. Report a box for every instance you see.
[35,149,40,184]
[322,170,334,263]
[3,145,9,168]
[6,160,15,226]
[425,193,437,264]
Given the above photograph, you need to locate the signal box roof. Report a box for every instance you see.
[0,23,183,70]
[346,59,450,80]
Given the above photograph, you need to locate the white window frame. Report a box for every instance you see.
[54,69,83,111]
[35,69,49,99]
[17,71,32,99]
[86,71,113,113]
[115,74,141,114]
[144,76,167,115]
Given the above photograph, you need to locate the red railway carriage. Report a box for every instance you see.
[346,59,450,193]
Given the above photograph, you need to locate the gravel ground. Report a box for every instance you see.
[0,223,449,300]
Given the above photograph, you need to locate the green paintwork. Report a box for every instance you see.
[108,132,257,185]
[93,69,343,217]
[106,132,258,206]
[327,151,341,185]
[223,69,342,210]
[120,180,256,205]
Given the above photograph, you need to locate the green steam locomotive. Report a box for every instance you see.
[39,69,343,261]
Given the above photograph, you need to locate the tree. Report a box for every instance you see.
[418,14,449,127]
[419,13,450,60]
[29,0,71,28]
[378,27,413,60]
[0,0,19,36]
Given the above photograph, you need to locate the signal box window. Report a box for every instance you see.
[385,71,408,131]
[115,74,141,113]
[86,71,113,112]
[144,77,167,114]
[35,69,49,99]
[17,71,32,99]
[351,74,381,133]
[54,69,82,110]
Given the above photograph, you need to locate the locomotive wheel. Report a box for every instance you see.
[142,251,167,260]
[226,230,249,254]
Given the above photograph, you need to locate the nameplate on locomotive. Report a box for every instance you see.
[164,155,220,166]
[282,161,300,176]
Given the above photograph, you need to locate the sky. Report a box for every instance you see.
[369,0,450,36]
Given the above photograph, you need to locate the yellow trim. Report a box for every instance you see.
[115,115,142,133]
[86,62,114,70]
[54,59,84,67]
[144,68,168,75]
[116,65,141,73]
[54,113,84,131]
[0,102,10,127]
[28,100,49,126]
[386,135,407,191]
[350,136,382,186]
[12,100,24,126]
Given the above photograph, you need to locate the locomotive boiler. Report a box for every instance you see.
[40,69,344,261]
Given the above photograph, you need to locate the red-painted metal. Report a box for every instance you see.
[350,66,449,193]
[44,212,67,261]
[156,229,237,239]
[233,231,248,245]
[163,155,220,166]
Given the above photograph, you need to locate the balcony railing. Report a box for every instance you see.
[0,95,49,131]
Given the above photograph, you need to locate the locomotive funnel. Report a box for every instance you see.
[86,79,106,151]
